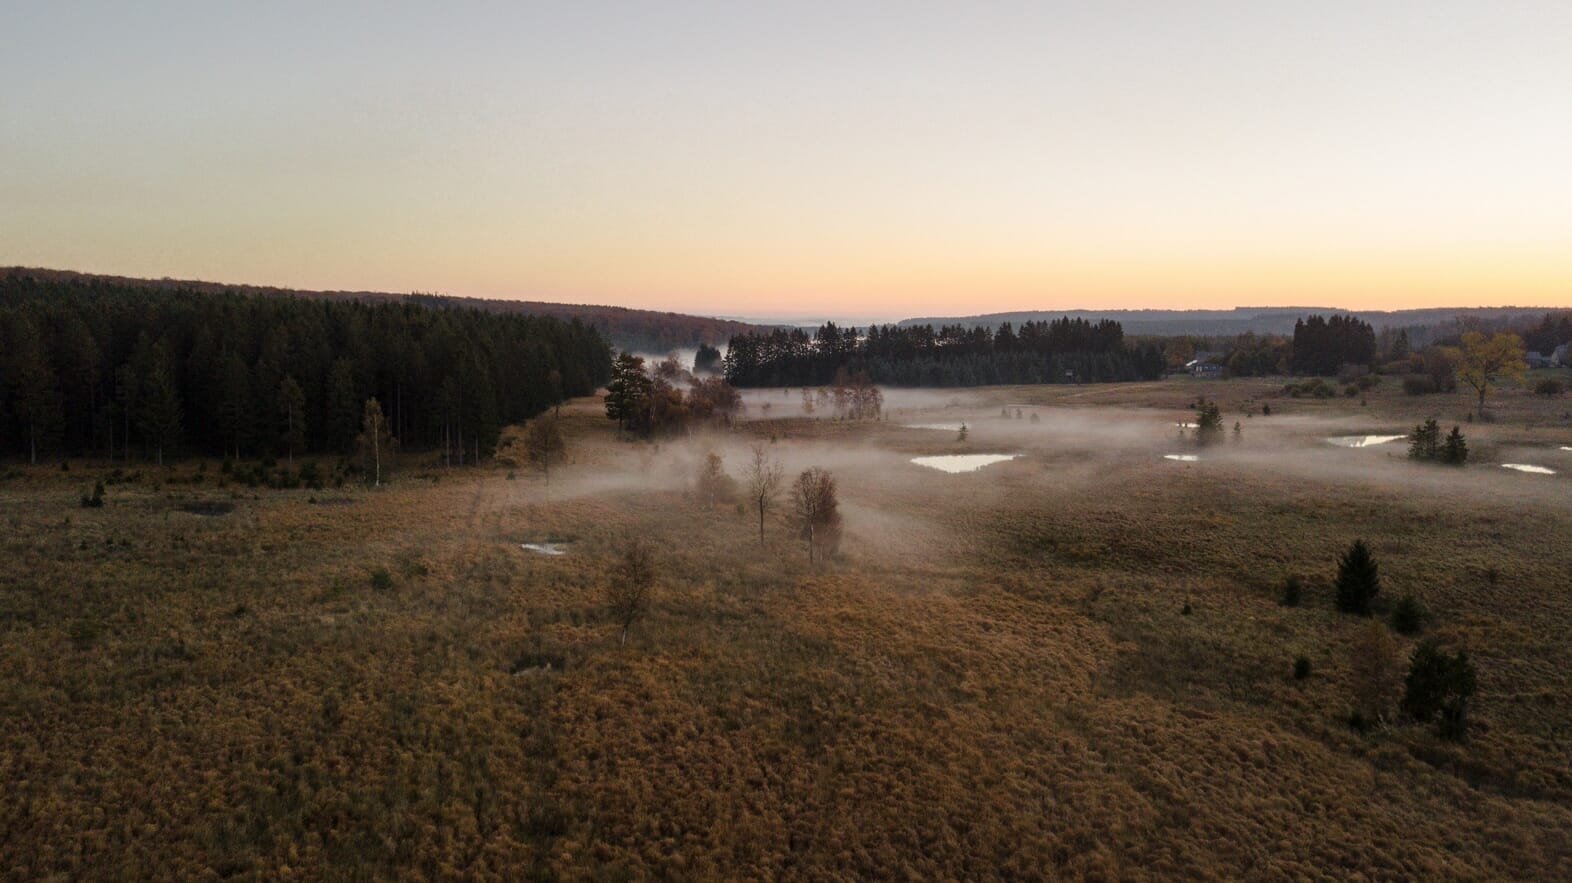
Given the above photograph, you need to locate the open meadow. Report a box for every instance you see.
[4,376,1572,879]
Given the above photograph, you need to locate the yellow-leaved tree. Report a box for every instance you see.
[1457,331,1526,419]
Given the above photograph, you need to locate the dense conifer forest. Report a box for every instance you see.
[0,273,611,463]
[3,267,755,355]
[1289,314,1379,375]
[722,318,1167,387]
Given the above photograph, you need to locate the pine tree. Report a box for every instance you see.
[1335,539,1380,616]
[278,375,307,466]
[604,352,652,435]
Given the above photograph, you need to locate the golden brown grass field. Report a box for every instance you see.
[4,375,1572,880]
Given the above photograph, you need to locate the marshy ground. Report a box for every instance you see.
[3,376,1571,879]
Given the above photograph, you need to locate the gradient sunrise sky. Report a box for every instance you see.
[3,1,1570,318]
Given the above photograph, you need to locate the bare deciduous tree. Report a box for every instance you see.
[791,467,841,564]
[608,541,655,647]
[743,443,784,543]
[356,397,395,487]
[1349,620,1401,728]
[695,450,735,505]
[523,414,566,482]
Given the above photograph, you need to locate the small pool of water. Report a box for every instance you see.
[1164,454,1199,462]
[1327,435,1405,448]
[1501,464,1557,475]
[910,454,1018,473]
[904,423,966,432]
[1561,446,1572,452]
[520,543,569,555]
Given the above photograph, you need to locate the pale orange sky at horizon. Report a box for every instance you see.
[4,2,1570,319]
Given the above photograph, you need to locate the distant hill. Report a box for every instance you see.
[897,306,1566,337]
[1,267,763,354]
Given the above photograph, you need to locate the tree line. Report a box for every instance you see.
[604,352,742,437]
[0,274,611,463]
[722,318,1167,387]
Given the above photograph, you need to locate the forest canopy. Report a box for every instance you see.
[0,272,611,462]
[722,319,1166,387]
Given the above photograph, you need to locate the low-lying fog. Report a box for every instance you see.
[510,387,1572,553]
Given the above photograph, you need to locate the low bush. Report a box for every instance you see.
[1280,575,1303,607]
[1390,595,1427,636]
[1402,640,1477,741]
[79,480,105,509]
[1403,376,1438,395]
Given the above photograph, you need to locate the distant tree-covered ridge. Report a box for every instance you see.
[723,319,1167,387]
[3,267,758,355]
[0,272,611,462]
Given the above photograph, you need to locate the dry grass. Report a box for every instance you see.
[3,379,1571,879]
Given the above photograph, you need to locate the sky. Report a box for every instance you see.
[3,1,1571,319]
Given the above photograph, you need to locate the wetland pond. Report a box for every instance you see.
[1501,464,1557,475]
[1326,435,1406,448]
[520,543,569,555]
[910,454,1018,473]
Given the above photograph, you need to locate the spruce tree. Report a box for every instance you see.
[1335,539,1380,616]
[3,318,64,465]
[1441,426,1468,465]
[138,352,183,466]
[1408,418,1440,461]
[1401,640,1477,740]
[216,350,253,461]
[1195,397,1223,446]
[326,359,361,453]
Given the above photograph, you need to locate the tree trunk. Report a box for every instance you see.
[620,625,628,647]
[757,503,766,544]
[29,423,37,466]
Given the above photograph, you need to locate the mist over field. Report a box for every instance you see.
[7,0,1572,877]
